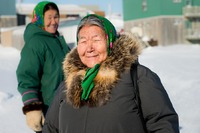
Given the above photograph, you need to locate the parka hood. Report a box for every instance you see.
[63,32,144,108]
[23,23,58,43]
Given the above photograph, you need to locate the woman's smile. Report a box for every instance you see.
[77,25,107,68]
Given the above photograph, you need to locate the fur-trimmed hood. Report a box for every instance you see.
[63,33,143,108]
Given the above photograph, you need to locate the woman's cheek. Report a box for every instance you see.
[77,45,85,56]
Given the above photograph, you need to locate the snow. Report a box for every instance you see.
[0,43,200,133]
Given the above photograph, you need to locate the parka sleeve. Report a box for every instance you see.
[137,65,179,133]
[42,82,65,133]
[16,40,45,108]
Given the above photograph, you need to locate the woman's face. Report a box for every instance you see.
[44,9,59,34]
[77,25,107,68]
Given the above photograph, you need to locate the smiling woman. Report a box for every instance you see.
[16,1,70,133]
[43,5,59,33]
[77,25,107,68]
[42,14,179,133]
[31,1,60,34]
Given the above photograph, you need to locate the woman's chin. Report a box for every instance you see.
[85,62,99,68]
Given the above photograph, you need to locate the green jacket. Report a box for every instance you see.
[16,23,70,115]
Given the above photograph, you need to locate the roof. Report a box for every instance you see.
[15,3,94,16]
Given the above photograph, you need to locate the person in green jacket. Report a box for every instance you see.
[16,1,70,132]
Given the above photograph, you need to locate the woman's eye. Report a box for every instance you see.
[54,16,59,19]
[48,16,59,20]
[93,38,101,42]
[79,40,86,44]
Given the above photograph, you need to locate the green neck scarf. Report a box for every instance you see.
[80,14,117,100]
[81,64,100,100]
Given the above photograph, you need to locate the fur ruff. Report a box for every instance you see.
[22,102,43,114]
[63,32,143,108]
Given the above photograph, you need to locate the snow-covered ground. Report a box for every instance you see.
[0,43,200,133]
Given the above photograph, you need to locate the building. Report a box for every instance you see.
[1,2,124,50]
[123,0,200,45]
[0,2,100,49]
[16,3,94,25]
[0,0,17,43]
[183,4,200,43]
[0,0,17,27]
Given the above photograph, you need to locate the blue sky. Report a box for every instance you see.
[22,0,123,15]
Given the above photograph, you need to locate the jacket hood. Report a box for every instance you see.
[63,32,144,108]
[23,23,58,43]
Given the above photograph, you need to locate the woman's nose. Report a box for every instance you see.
[51,18,57,24]
[86,40,94,52]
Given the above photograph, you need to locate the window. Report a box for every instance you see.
[173,0,181,3]
[186,0,191,5]
[142,0,147,11]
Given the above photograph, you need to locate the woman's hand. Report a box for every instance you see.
[26,110,45,132]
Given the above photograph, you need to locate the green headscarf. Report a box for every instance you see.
[80,14,117,100]
[31,1,54,28]
[94,14,117,55]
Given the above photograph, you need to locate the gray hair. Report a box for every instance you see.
[77,15,105,40]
